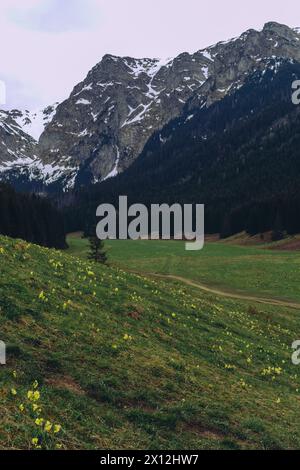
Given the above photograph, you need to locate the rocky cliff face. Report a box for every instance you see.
[38,53,213,187]
[0,104,61,191]
[0,110,37,173]
[1,22,300,191]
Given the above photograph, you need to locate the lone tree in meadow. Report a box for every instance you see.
[88,233,107,265]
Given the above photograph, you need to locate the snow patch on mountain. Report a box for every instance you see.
[8,104,59,141]
[124,57,173,79]
[103,146,120,180]
[76,98,91,106]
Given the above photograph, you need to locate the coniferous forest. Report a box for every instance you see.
[0,184,66,248]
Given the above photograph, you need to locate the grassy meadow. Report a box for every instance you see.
[68,234,300,304]
[0,233,300,449]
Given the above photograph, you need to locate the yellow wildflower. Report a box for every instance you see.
[123,334,133,341]
[54,424,61,434]
[44,421,52,432]
[28,390,40,401]
[35,418,44,426]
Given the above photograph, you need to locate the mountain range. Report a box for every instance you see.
[1,21,300,194]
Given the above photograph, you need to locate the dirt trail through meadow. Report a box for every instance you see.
[135,271,300,310]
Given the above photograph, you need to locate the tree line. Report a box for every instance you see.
[0,183,67,248]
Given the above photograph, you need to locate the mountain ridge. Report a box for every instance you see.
[1,22,300,192]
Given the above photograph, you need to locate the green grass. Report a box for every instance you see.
[66,232,90,260]
[1,234,300,449]
[67,235,300,303]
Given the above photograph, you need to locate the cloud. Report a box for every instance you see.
[8,0,99,33]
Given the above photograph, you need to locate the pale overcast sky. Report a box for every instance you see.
[1,0,299,110]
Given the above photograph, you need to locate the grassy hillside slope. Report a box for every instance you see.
[1,235,300,450]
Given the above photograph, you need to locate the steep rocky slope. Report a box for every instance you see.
[0,110,37,174]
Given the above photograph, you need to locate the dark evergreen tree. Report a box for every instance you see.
[88,235,107,264]
[271,211,286,242]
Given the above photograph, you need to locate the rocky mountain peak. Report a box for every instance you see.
[263,21,299,40]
